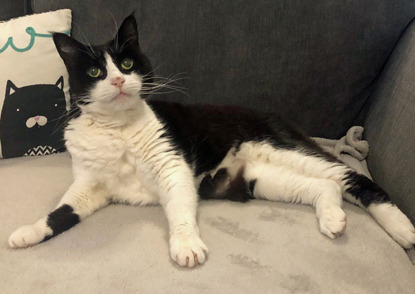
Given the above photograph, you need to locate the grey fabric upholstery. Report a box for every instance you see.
[1,153,415,293]
[0,0,26,21]
[32,0,415,138]
[364,19,415,224]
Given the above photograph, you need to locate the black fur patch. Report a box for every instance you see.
[199,168,228,200]
[343,171,390,207]
[249,180,257,195]
[44,204,80,241]
[148,101,316,176]
[199,167,253,202]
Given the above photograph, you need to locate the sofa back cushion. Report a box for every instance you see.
[364,19,415,223]
[32,0,415,138]
[0,0,26,21]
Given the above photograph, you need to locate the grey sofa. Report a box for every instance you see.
[1,1,415,293]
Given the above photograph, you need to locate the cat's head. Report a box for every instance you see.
[52,15,153,114]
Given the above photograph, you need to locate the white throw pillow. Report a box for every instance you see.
[0,9,71,158]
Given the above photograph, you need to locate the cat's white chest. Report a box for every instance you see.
[65,119,126,170]
[65,115,161,203]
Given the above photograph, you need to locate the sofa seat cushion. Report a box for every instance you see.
[1,153,414,293]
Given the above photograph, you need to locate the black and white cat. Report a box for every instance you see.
[8,15,415,267]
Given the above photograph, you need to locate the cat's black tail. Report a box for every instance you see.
[341,170,390,208]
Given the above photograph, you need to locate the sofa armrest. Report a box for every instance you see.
[364,18,415,223]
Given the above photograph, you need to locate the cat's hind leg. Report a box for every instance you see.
[245,162,347,239]
[9,181,109,248]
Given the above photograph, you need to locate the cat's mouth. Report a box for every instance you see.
[113,91,129,101]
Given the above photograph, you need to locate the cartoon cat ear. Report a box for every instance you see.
[116,13,140,49]
[5,80,18,97]
[55,76,64,90]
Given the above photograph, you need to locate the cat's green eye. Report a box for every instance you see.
[87,67,102,78]
[121,58,134,70]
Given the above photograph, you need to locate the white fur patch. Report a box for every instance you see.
[9,218,52,248]
[369,203,415,248]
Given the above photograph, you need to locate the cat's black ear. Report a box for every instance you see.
[53,33,84,63]
[117,14,139,49]
[5,80,18,97]
[55,76,64,90]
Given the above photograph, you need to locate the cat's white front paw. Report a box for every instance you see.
[319,206,347,239]
[369,203,415,249]
[8,221,51,248]
[170,234,209,268]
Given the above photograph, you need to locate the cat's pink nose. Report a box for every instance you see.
[111,77,125,88]
[34,116,40,121]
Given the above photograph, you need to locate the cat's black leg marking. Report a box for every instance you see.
[248,180,257,195]
[226,169,254,202]
[199,168,253,202]
[198,168,228,200]
[342,170,391,207]
[43,204,80,242]
[198,175,214,199]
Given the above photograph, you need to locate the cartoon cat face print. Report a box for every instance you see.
[0,77,67,158]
